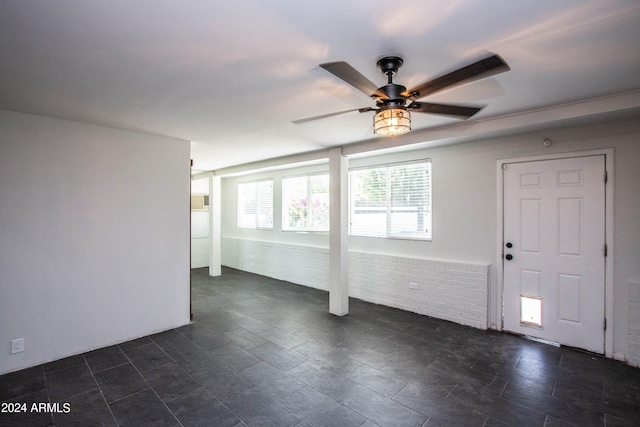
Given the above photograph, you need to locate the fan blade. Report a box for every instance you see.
[292,107,373,125]
[408,102,483,119]
[320,61,388,99]
[403,54,510,99]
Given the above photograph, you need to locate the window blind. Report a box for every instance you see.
[349,160,431,240]
[237,179,273,229]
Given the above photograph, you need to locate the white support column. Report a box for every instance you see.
[329,147,349,316]
[209,174,222,277]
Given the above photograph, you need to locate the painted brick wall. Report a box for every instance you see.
[348,252,489,329]
[222,237,490,329]
[222,237,330,291]
[222,238,488,329]
[628,281,640,367]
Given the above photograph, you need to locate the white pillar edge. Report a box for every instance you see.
[329,147,349,316]
[209,174,222,277]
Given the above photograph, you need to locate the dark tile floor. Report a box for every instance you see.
[2,267,640,426]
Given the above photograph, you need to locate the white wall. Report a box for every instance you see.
[191,211,210,268]
[220,115,640,361]
[0,110,191,374]
[191,176,210,268]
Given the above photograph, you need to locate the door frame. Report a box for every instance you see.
[496,149,615,358]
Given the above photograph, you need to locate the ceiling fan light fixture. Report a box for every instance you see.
[373,107,411,137]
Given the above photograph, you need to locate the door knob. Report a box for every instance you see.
[505,254,513,260]
[506,242,513,248]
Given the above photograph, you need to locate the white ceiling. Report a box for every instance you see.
[1,1,639,172]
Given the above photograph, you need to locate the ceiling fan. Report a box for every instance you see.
[293,53,510,137]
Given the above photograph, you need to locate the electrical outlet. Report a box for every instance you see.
[11,338,24,354]
[409,282,418,290]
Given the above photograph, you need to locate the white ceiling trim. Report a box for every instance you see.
[343,89,640,156]
[213,149,330,177]
[205,90,640,177]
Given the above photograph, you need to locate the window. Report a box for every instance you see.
[282,174,330,232]
[349,160,432,240]
[237,180,273,229]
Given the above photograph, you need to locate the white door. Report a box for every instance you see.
[502,155,606,353]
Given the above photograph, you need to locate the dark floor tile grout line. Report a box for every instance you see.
[495,378,509,398]
[87,359,130,376]
[153,322,287,426]
[102,386,149,406]
[199,384,244,426]
[86,380,120,426]
[116,340,186,427]
[40,366,54,426]
[0,366,47,403]
[46,382,103,405]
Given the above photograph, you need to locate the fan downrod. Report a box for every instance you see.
[376,56,406,103]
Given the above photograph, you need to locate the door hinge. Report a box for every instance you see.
[604,244,608,257]
[604,318,607,330]
[604,170,608,183]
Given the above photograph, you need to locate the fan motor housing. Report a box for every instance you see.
[378,83,407,106]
